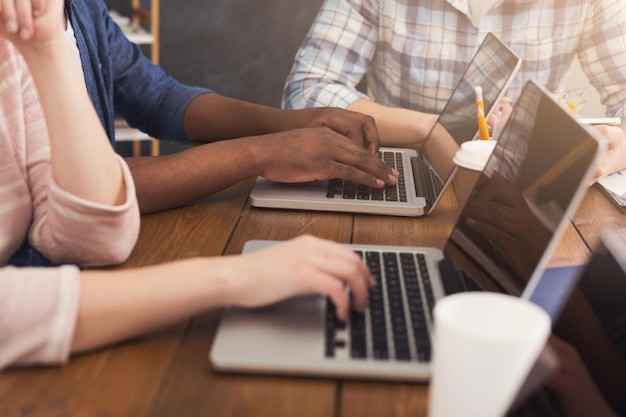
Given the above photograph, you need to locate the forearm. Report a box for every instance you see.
[125,137,267,214]
[347,98,437,147]
[593,121,626,179]
[20,39,125,206]
[72,235,375,354]
[72,258,239,353]
[183,94,300,142]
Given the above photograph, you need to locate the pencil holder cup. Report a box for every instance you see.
[452,140,496,207]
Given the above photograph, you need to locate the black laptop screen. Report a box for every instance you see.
[442,80,599,296]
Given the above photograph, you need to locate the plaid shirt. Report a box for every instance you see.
[284,0,626,118]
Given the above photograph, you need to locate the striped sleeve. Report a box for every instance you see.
[0,265,80,369]
[0,39,82,370]
[29,155,141,267]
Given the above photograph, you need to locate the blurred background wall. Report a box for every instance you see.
[105,0,605,155]
[105,0,324,154]
[105,0,323,106]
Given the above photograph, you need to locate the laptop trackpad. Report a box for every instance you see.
[210,294,326,370]
[232,293,322,323]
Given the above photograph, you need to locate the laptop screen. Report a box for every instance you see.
[565,230,626,335]
[420,32,521,187]
[509,230,626,416]
[441,80,600,297]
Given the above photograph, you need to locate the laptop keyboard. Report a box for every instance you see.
[326,151,407,202]
[325,250,435,362]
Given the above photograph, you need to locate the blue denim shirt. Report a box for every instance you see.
[66,0,212,145]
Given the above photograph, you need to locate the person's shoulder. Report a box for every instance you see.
[67,0,109,21]
[68,0,108,12]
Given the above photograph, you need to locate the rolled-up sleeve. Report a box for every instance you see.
[70,0,212,143]
[0,265,80,369]
[105,8,211,142]
[30,155,140,267]
[283,0,376,110]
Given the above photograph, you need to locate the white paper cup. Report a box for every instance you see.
[428,292,551,417]
[452,140,497,206]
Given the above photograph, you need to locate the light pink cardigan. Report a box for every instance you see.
[0,40,140,369]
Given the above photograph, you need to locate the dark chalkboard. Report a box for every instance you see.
[106,0,323,107]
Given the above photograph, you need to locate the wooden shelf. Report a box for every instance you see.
[108,10,154,45]
[114,118,151,141]
[109,0,160,156]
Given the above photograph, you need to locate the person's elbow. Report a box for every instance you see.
[282,77,312,110]
[37,209,140,268]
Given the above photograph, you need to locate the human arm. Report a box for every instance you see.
[0,0,126,206]
[590,122,626,181]
[183,93,385,153]
[347,98,438,148]
[0,55,140,265]
[1,235,372,368]
[546,336,619,417]
[0,0,140,264]
[282,0,436,147]
[118,66,399,214]
[71,235,373,354]
[125,126,398,214]
[93,5,383,154]
[0,265,81,369]
[29,156,139,266]
[68,0,397,213]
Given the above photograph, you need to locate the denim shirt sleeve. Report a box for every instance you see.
[105,10,211,142]
[71,0,212,143]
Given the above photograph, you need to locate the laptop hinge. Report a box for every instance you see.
[438,257,482,295]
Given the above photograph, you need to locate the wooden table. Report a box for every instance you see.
[1,181,624,417]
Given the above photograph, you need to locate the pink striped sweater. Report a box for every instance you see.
[0,40,140,369]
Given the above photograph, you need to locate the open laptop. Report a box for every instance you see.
[249,32,521,216]
[506,229,626,416]
[210,80,603,381]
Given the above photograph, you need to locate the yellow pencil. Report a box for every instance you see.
[475,86,490,140]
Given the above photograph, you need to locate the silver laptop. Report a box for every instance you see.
[249,32,521,217]
[211,80,602,382]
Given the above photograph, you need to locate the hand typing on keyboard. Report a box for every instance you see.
[256,127,399,189]
[221,235,376,321]
[325,250,433,361]
[326,150,407,202]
